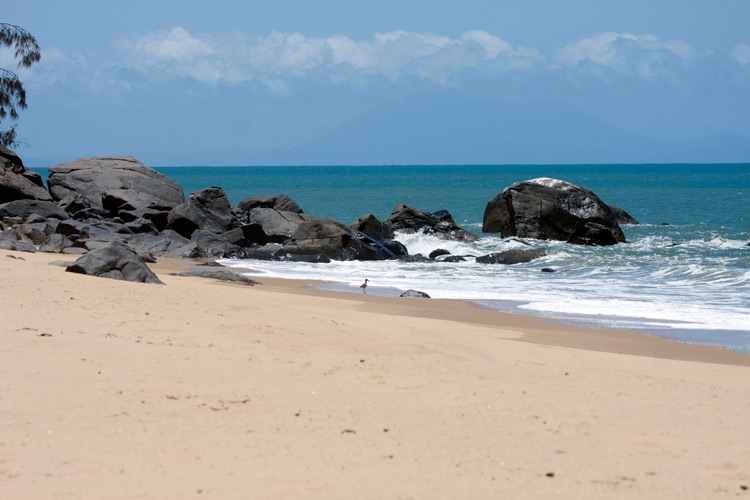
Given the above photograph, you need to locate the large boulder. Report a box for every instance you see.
[279,218,399,261]
[165,187,233,238]
[244,208,316,244]
[65,241,163,284]
[482,178,626,246]
[0,145,53,203]
[385,205,479,242]
[47,156,184,212]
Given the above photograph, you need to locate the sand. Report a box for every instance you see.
[1,250,749,499]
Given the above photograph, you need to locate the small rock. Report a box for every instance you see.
[400,289,431,298]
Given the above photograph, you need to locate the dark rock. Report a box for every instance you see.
[39,233,74,253]
[352,213,394,241]
[243,244,283,261]
[123,232,190,256]
[124,217,159,235]
[72,207,110,220]
[47,156,184,212]
[65,241,163,284]
[429,248,451,259]
[199,261,225,267]
[0,145,53,203]
[0,200,70,220]
[399,254,432,263]
[237,193,303,213]
[442,255,467,262]
[541,268,556,273]
[13,223,52,246]
[244,208,316,244]
[165,187,233,238]
[170,268,261,286]
[189,229,246,258]
[378,240,409,258]
[57,193,91,214]
[476,248,548,265]
[0,234,38,252]
[608,205,639,225]
[385,204,479,242]
[280,218,397,261]
[400,289,431,298]
[483,178,626,246]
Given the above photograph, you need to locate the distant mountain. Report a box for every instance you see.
[25,93,750,167]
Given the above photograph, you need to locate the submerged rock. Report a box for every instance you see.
[385,204,479,242]
[476,248,548,265]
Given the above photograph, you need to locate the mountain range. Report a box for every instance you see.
[27,93,750,166]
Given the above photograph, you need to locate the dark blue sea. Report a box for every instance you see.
[35,163,750,352]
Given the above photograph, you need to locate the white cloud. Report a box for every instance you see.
[730,43,750,66]
[556,32,697,78]
[107,27,544,90]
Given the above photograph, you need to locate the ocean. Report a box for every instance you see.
[34,163,750,353]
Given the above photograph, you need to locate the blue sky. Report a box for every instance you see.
[3,0,750,164]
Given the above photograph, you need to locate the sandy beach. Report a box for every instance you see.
[1,249,749,499]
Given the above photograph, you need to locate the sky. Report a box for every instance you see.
[3,0,750,164]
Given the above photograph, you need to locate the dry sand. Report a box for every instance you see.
[1,250,749,499]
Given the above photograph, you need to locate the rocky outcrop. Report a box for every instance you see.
[237,193,303,213]
[0,233,38,252]
[352,213,394,241]
[0,145,53,203]
[483,178,626,246]
[385,205,478,242]
[47,156,184,216]
[475,248,548,264]
[280,218,401,261]
[165,187,233,238]
[65,241,163,284]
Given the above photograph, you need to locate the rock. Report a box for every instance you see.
[429,248,451,259]
[442,255,467,262]
[352,213,394,241]
[378,240,409,258]
[169,268,262,286]
[165,187,233,238]
[122,232,190,256]
[541,268,556,273]
[13,222,54,246]
[0,200,70,220]
[385,204,479,242]
[400,289,431,298]
[609,205,639,225]
[189,229,246,258]
[245,208,316,244]
[237,193,303,213]
[0,145,53,203]
[280,218,398,261]
[65,241,163,284]
[476,248,548,264]
[0,234,38,252]
[483,178,626,246]
[399,254,432,263]
[39,233,74,253]
[47,156,183,214]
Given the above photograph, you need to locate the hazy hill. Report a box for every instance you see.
[26,93,750,167]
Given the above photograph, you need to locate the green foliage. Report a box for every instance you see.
[0,23,41,148]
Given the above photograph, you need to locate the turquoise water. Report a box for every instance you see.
[31,164,750,352]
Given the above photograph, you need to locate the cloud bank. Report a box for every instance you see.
[18,27,750,97]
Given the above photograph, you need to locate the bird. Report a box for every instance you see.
[360,279,369,294]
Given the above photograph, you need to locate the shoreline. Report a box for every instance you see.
[3,250,750,498]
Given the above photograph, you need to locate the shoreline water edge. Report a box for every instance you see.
[16,161,750,354]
